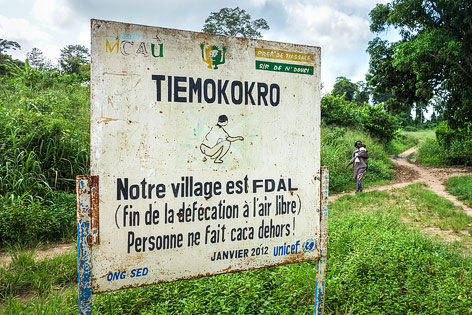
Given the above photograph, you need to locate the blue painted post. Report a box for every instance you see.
[77,175,99,315]
[314,167,328,315]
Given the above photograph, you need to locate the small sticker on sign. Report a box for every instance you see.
[256,61,314,75]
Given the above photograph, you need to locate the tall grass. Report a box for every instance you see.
[0,68,89,247]
[0,249,76,300]
[417,139,450,166]
[0,83,90,196]
[416,127,472,167]
[0,193,76,247]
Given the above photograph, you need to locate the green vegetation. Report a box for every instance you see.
[0,249,76,299]
[412,123,472,167]
[0,39,24,75]
[369,0,472,129]
[383,132,417,155]
[434,122,472,166]
[321,124,394,193]
[202,7,269,38]
[412,128,472,167]
[2,185,472,314]
[446,176,472,208]
[417,127,472,166]
[394,183,471,232]
[321,93,400,141]
[367,0,472,167]
[327,186,472,314]
[0,60,89,247]
[403,129,435,142]
[0,194,76,248]
[416,139,447,167]
[331,76,369,104]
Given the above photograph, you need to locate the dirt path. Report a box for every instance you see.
[0,241,74,268]
[329,146,472,216]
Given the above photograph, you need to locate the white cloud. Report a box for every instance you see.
[282,2,371,53]
[41,44,62,63]
[0,15,50,41]
[249,0,269,8]
[330,0,390,16]
[78,23,90,47]
[0,15,53,60]
[33,0,84,30]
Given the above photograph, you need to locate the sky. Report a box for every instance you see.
[0,0,399,92]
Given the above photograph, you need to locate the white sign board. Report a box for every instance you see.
[90,19,321,293]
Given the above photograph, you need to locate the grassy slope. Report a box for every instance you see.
[446,175,472,208]
[2,185,472,314]
[327,186,472,314]
[384,131,418,155]
[403,130,436,142]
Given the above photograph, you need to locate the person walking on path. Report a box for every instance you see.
[345,141,369,193]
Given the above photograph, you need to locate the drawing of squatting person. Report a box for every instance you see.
[200,115,244,164]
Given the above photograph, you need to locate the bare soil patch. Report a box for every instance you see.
[0,241,74,268]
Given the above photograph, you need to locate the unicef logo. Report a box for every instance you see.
[302,239,318,253]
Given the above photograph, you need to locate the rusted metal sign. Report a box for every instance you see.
[89,19,321,293]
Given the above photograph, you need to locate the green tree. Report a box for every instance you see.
[331,76,357,102]
[0,39,20,54]
[355,81,371,105]
[202,7,269,38]
[27,48,54,70]
[0,39,22,75]
[368,0,472,129]
[366,37,425,113]
[372,90,394,106]
[58,44,89,75]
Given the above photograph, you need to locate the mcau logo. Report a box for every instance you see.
[105,33,163,58]
[200,43,226,69]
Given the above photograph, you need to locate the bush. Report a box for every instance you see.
[447,138,472,166]
[0,65,89,247]
[433,121,472,166]
[321,94,400,142]
[383,132,418,155]
[445,175,472,207]
[0,70,89,197]
[418,123,472,166]
[0,193,76,247]
[359,103,400,141]
[321,94,359,126]
[416,138,447,166]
